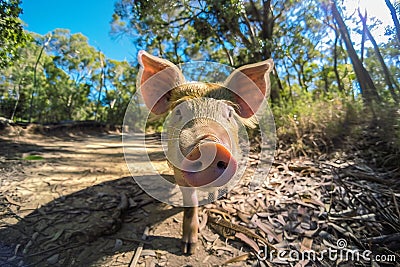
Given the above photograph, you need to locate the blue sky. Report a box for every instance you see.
[20,0,136,62]
[20,0,392,63]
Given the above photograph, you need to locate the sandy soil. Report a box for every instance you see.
[4,126,397,267]
[0,128,249,267]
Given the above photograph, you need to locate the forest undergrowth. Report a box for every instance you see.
[274,96,400,175]
[1,97,399,266]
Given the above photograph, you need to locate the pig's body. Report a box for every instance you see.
[138,51,273,254]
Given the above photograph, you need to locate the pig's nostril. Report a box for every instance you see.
[217,160,228,169]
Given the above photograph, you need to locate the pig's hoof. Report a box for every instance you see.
[182,241,197,254]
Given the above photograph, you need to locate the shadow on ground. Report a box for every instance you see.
[0,175,182,267]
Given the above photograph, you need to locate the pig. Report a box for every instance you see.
[137,50,274,254]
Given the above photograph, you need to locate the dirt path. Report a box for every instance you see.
[0,130,246,266]
[2,128,399,266]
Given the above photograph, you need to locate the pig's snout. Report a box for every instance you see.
[181,140,237,187]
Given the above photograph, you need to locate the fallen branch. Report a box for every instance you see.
[129,226,149,267]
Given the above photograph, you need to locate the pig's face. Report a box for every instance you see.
[137,51,274,191]
[165,94,240,188]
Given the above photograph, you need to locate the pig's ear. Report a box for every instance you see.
[138,50,185,114]
[225,59,274,118]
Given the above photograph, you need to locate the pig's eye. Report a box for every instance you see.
[227,106,234,119]
[223,106,234,120]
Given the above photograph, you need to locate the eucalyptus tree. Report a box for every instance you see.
[0,34,46,121]
[0,0,30,68]
[385,0,400,44]
[43,29,102,121]
[111,0,334,104]
[358,9,399,103]
[330,1,381,104]
[103,59,137,125]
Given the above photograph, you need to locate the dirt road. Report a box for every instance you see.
[0,129,246,266]
[3,127,397,266]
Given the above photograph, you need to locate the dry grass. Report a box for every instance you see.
[273,96,361,157]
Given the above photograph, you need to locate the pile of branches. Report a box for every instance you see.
[201,149,400,266]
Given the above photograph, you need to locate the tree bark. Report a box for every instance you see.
[95,52,105,121]
[333,27,344,92]
[248,0,282,104]
[359,9,399,102]
[331,2,380,104]
[11,81,21,121]
[360,9,367,62]
[271,67,282,103]
[29,36,51,122]
[283,59,293,104]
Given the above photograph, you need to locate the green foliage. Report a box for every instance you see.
[273,88,363,157]
[0,30,137,125]
[363,38,400,103]
[0,0,398,165]
[111,0,400,105]
[109,0,400,158]
[23,155,44,160]
[0,0,30,68]
[112,0,280,65]
[373,103,400,151]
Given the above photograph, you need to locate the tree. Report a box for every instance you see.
[103,59,137,125]
[0,0,30,68]
[385,0,400,44]
[0,28,141,124]
[111,0,286,102]
[331,23,345,92]
[44,29,102,122]
[0,35,44,121]
[330,1,380,104]
[359,9,399,103]
[112,0,334,104]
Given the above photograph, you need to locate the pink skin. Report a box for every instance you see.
[173,124,238,254]
[137,50,273,254]
[175,142,236,254]
[182,142,237,187]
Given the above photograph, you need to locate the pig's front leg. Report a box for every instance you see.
[181,187,199,254]
[182,206,199,254]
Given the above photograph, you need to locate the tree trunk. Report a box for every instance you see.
[249,0,282,104]
[360,9,367,62]
[11,81,21,121]
[283,60,293,104]
[331,2,380,104]
[333,27,344,92]
[29,36,51,123]
[359,9,399,103]
[385,0,400,44]
[271,67,282,104]
[95,52,105,121]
